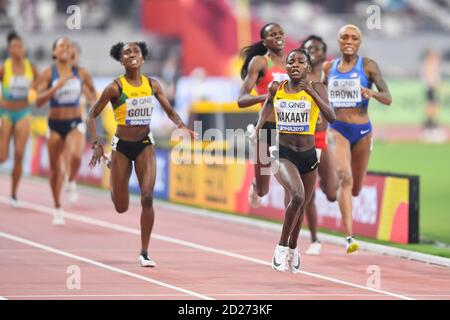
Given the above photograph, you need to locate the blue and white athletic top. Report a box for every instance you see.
[327,56,372,108]
[49,65,82,108]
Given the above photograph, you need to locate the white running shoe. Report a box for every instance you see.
[139,254,156,267]
[272,244,289,272]
[9,197,19,208]
[305,241,322,256]
[248,183,262,208]
[52,208,65,226]
[67,181,79,203]
[288,247,301,274]
[346,236,360,254]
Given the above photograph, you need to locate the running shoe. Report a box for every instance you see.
[346,236,360,254]
[305,241,322,256]
[52,208,65,226]
[139,254,156,267]
[272,244,289,272]
[288,247,301,274]
[67,181,79,203]
[9,196,19,208]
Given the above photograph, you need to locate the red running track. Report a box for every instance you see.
[1,175,449,300]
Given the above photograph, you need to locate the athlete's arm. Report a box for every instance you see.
[321,60,334,86]
[363,58,392,106]
[0,65,4,83]
[79,67,97,104]
[87,81,120,169]
[36,68,73,107]
[252,81,278,143]
[237,56,267,108]
[306,81,335,123]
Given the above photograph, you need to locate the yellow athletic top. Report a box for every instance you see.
[2,58,34,101]
[112,75,156,126]
[273,80,320,135]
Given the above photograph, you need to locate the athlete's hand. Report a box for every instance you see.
[300,79,315,94]
[89,144,104,169]
[361,87,374,100]
[177,123,198,140]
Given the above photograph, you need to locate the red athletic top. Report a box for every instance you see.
[255,55,288,95]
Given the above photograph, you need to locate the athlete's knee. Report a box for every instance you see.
[14,151,25,164]
[141,192,154,208]
[289,191,304,210]
[352,184,363,197]
[255,183,269,197]
[114,203,128,214]
[337,170,353,188]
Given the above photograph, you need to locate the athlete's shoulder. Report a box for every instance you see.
[248,55,267,70]
[322,59,335,73]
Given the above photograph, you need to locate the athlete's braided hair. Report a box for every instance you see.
[110,42,149,61]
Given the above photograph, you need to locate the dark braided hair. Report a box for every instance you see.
[287,48,312,67]
[299,35,327,54]
[240,23,279,80]
[110,42,149,61]
[7,30,21,47]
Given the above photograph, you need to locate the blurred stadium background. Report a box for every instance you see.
[1,0,450,256]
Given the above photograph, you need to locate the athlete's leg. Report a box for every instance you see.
[305,189,319,243]
[11,116,31,199]
[65,129,85,183]
[47,131,65,208]
[274,159,304,246]
[318,148,338,202]
[329,129,353,237]
[351,133,372,197]
[0,117,13,163]
[134,145,156,255]
[110,149,132,213]
[288,169,317,249]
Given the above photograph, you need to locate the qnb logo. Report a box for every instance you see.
[66,5,81,30]
[131,97,153,106]
[280,101,307,109]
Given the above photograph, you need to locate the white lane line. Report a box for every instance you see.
[0,231,213,301]
[0,197,414,300]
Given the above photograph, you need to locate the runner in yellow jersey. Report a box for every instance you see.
[87,42,194,267]
[0,31,39,207]
[251,48,335,273]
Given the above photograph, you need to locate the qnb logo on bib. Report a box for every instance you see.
[55,78,82,104]
[125,96,155,125]
[272,72,289,82]
[328,78,362,107]
[9,76,30,99]
[276,99,311,133]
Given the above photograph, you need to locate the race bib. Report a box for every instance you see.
[275,99,311,133]
[9,76,30,99]
[125,96,156,125]
[328,77,362,108]
[54,78,82,104]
